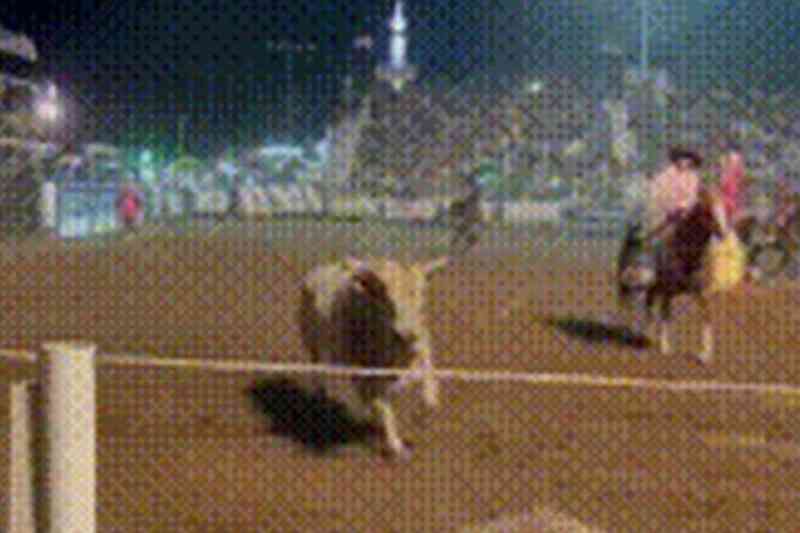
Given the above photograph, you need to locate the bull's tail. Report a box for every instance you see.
[298,286,326,396]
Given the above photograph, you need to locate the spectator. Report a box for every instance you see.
[116,182,144,233]
[717,142,747,227]
[776,175,800,228]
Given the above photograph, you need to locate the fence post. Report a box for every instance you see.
[39,342,97,533]
[9,380,36,533]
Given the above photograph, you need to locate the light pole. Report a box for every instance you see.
[35,83,60,124]
[32,82,60,236]
[177,114,188,157]
[640,0,650,78]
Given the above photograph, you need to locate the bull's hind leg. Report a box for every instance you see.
[420,354,440,410]
[299,290,326,397]
[400,350,440,410]
[303,340,327,398]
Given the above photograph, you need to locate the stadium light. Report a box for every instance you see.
[35,82,60,123]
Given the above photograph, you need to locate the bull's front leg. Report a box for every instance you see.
[412,337,439,409]
[387,339,440,410]
[372,398,412,460]
[420,352,439,410]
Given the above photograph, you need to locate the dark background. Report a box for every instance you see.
[3,1,799,153]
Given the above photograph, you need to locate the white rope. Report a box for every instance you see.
[100,353,800,397]
[0,350,37,364]
[5,349,800,398]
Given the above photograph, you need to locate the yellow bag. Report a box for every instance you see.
[702,231,747,293]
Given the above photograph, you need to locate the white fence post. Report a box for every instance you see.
[40,181,58,233]
[9,380,36,533]
[39,342,97,533]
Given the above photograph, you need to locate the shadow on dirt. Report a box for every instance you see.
[545,314,650,349]
[247,377,378,455]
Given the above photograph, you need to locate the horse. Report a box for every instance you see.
[616,188,747,364]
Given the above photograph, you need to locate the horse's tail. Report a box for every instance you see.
[616,221,649,310]
[617,276,632,309]
[616,265,641,311]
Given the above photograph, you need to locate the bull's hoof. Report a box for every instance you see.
[381,440,414,462]
[423,389,440,410]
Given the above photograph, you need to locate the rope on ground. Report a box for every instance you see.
[0,349,37,364]
[4,348,799,398]
[100,353,800,397]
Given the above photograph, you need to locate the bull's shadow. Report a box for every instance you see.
[545,314,650,349]
[247,378,378,455]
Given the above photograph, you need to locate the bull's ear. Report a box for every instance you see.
[351,268,388,301]
[420,257,449,276]
[344,256,366,272]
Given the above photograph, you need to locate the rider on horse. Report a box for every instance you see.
[617,147,704,299]
[628,145,747,295]
[645,146,705,245]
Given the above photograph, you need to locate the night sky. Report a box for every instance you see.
[3,1,800,154]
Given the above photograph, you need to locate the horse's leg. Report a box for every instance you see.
[657,294,673,355]
[697,294,714,364]
[642,289,663,351]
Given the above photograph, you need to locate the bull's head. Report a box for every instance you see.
[345,257,449,349]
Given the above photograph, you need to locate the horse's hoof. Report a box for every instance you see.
[696,352,713,365]
[630,335,650,349]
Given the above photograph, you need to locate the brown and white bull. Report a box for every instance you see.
[298,256,449,459]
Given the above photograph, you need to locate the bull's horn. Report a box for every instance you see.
[344,256,367,272]
[421,257,449,275]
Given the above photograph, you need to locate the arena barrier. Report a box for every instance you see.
[4,343,800,533]
[56,184,120,240]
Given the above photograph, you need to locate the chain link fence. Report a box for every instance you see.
[2,1,800,531]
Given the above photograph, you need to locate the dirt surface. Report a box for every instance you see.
[1,220,799,532]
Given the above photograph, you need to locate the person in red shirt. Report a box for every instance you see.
[116,182,144,232]
[717,142,746,229]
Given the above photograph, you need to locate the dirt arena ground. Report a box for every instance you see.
[1,219,799,532]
